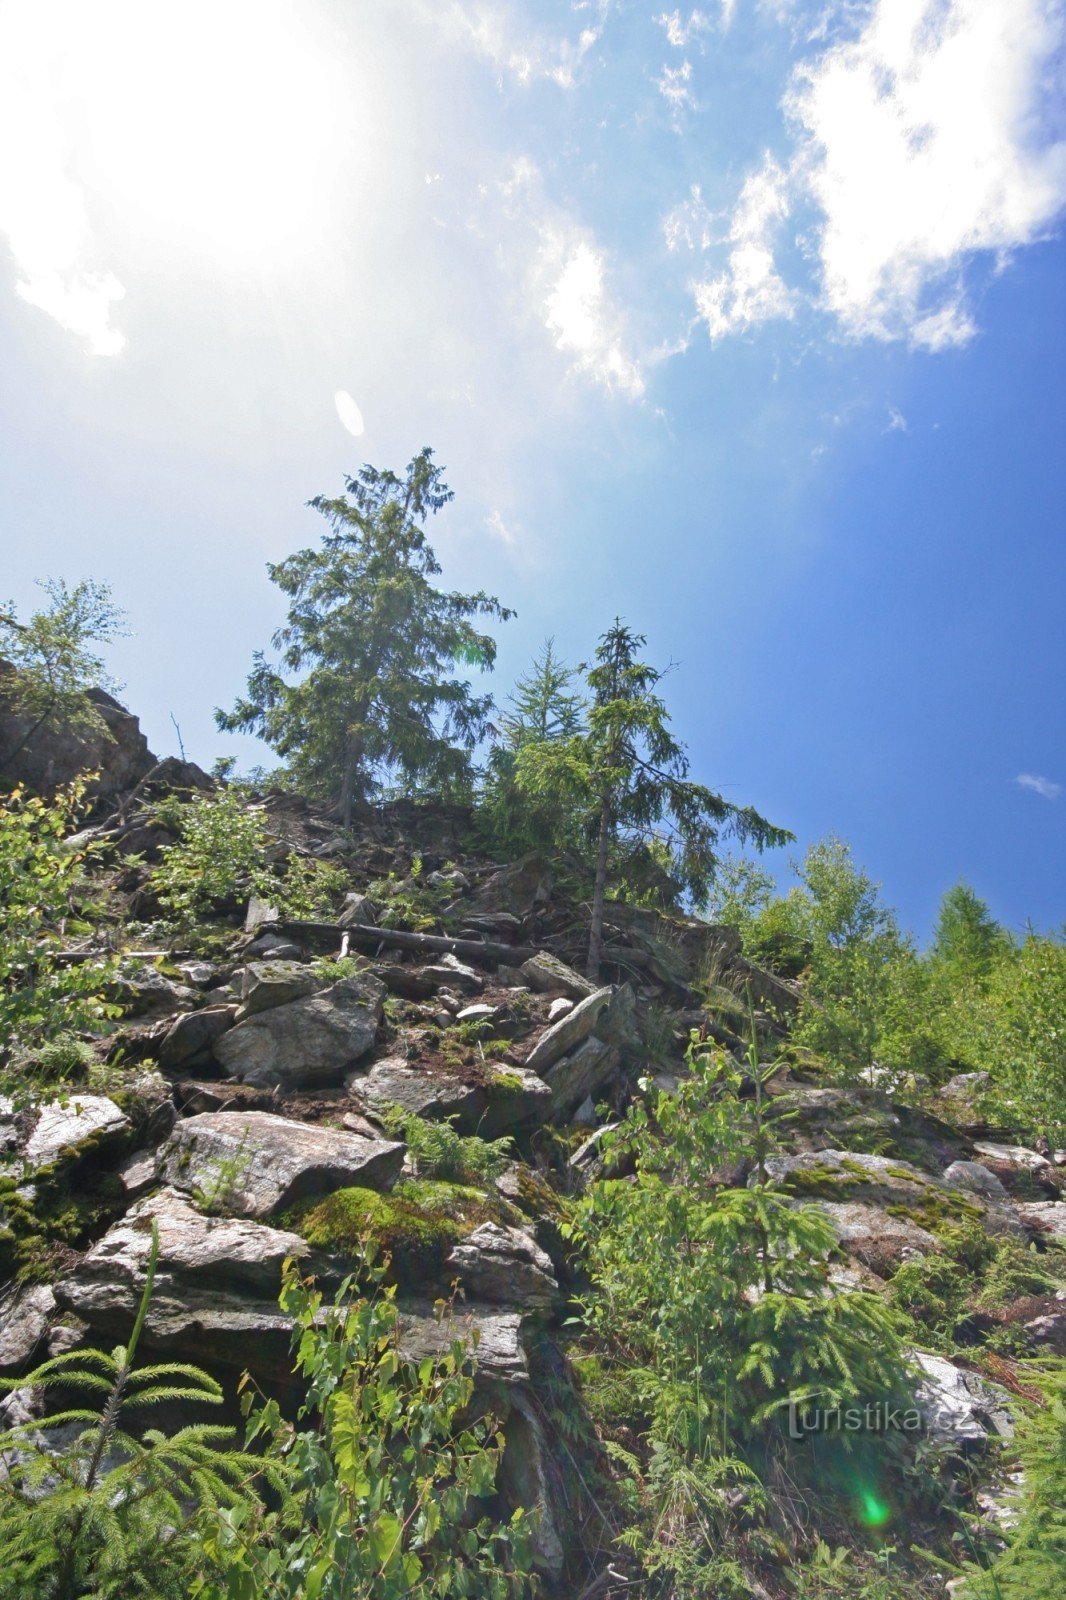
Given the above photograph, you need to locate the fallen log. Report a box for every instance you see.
[278,920,540,968]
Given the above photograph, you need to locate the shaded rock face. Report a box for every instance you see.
[0,670,154,798]
[235,962,318,1021]
[215,974,386,1090]
[523,987,613,1076]
[767,1086,972,1172]
[160,1112,405,1219]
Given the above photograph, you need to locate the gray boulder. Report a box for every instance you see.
[519,952,597,1002]
[22,1095,130,1170]
[1017,1201,1066,1239]
[161,1111,404,1218]
[0,1284,56,1372]
[394,1302,529,1385]
[158,1006,236,1069]
[348,1058,551,1138]
[543,1036,620,1120]
[523,987,613,1076]
[912,1351,1013,1445]
[235,961,318,1021]
[447,1223,557,1310]
[215,973,385,1090]
[943,1160,1012,1203]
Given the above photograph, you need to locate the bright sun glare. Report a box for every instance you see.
[37,0,347,269]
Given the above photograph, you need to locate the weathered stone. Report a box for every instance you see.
[1017,1201,1066,1239]
[177,960,224,988]
[244,896,281,933]
[243,933,306,961]
[349,1057,484,1128]
[447,1222,557,1309]
[817,1202,940,1271]
[595,983,639,1048]
[0,1284,56,1372]
[23,1095,130,1170]
[1023,1311,1066,1351]
[115,1147,160,1198]
[161,1111,404,1218]
[547,997,573,1023]
[763,1149,1024,1239]
[55,1188,311,1379]
[766,1086,972,1172]
[394,1302,528,1384]
[215,974,385,1090]
[347,1057,551,1139]
[420,955,484,995]
[235,961,317,1020]
[338,892,378,928]
[543,1036,620,1120]
[158,1006,236,1069]
[455,1003,498,1024]
[523,987,613,1076]
[373,965,438,1000]
[499,1391,566,1576]
[0,671,155,799]
[973,1141,1052,1174]
[912,1351,1013,1445]
[519,952,597,1001]
[113,967,197,1018]
[943,1161,1012,1203]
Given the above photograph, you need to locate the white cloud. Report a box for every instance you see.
[657,58,696,114]
[886,405,908,432]
[0,2,125,356]
[656,9,715,47]
[544,240,646,398]
[788,0,1066,349]
[692,156,796,337]
[486,508,516,544]
[681,0,1066,350]
[663,184,716,252]
[334,390,365,436]
[1016,772,1062,800]
[497,159,645,399]
[418,1,611,87]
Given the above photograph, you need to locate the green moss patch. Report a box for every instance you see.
[293,1179,513,1288]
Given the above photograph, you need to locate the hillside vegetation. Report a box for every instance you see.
[0,454,1062,1600]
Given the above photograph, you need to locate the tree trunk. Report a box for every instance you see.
[337,722,365,831]
[586,790,612,981]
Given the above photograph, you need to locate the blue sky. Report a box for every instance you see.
[1,0,1063,940]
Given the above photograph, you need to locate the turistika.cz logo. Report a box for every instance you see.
[788,1400,923,1440]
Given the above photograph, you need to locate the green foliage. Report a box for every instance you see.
[957,1368,1066,1600]
[0,781,119,1071]
[217,449,512,823]
[197,1257,537,1599]
[934,932,1066,1146]
[481,639,587,857]
[931,884,1011,978]
[0,1223,272,1600]
[0,577,127,772]
[514,621,791,975]
[151,789,347,930]
[379,1107,513,1184]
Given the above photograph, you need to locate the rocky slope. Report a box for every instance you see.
[1,697,1063,1593]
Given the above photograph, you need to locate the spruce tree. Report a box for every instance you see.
[931,882,1010,976]
[217,450,512,824]
[515,621,791,978]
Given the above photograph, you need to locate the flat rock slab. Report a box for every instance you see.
[22,1095,130,1170]
[215,973,386,1090]
[0,1284,56,1372]
[523,987,612,1076]
[159,1006,236,1069]
[816,1200,940,1272]
[1017,1201,1066,1239]
[161,1111,405,1218]
[543,1036,620,1120]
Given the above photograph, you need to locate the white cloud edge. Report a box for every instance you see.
[1015,772,1062,800]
